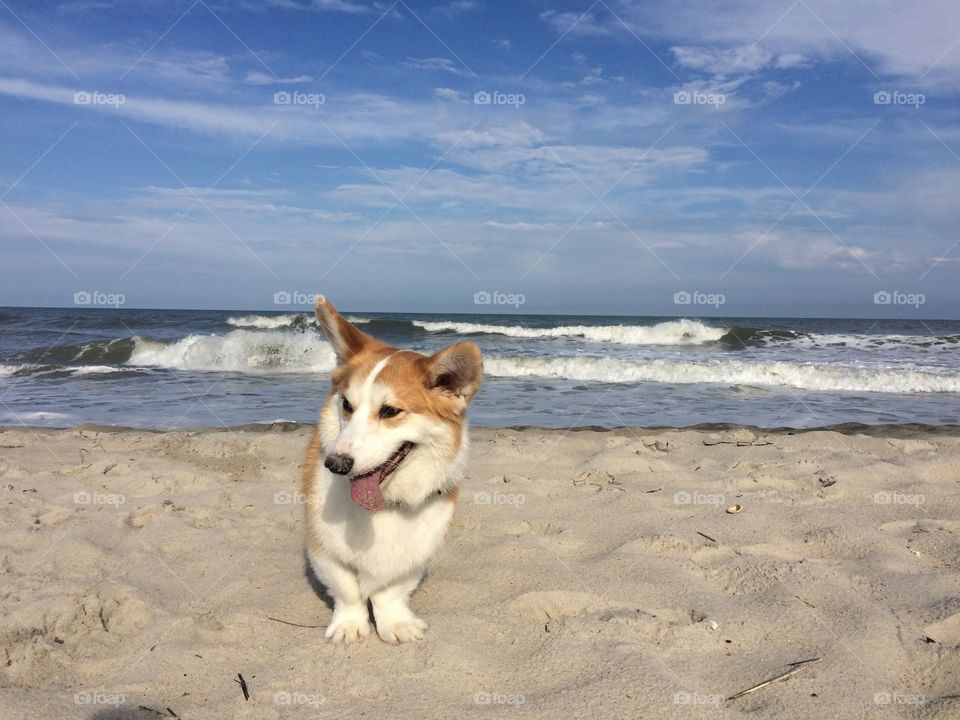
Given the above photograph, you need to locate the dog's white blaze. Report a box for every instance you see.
[332,353,397,466]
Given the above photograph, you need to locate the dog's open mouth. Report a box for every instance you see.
[348,441,414,512]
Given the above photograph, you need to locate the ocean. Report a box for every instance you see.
[1,307,958,429]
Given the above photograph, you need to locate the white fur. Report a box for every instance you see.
[306,353,467,644]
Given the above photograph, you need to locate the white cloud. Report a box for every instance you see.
[260,0,369,13]
[311,0,369,11]
[136,187,359,221]
[745,230,876,272]
[539,9,615,37]
[0,77,455,146]
[0,24,265,92]
[243,71,314,85]
[325,135,708,214]
[403,57,470,76]
[484,220,561,231]
[620,0,960,89]
[55,1,114,14]
[431,0,478,17]
[433,87,466,102]
[671,45,803,76]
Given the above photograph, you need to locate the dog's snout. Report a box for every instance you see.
[324,453,354,475]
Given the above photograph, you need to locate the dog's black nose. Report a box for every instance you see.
[324,453,354,475]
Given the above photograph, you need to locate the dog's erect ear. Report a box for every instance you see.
[424,341,483,404]
[314,295,381,362]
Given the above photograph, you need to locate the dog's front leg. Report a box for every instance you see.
[369,567,428,644]
[310,553,371,644]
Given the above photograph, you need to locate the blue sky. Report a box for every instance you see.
[1,0,959,317]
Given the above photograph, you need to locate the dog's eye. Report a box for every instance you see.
[341,397,353,414]
[379,405,402,419]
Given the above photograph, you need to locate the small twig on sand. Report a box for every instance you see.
[236,673,250,701]
[795,595,817,609]
[267,616,326,629]
[726,657,822,701]
[696,531,717,543]
[138,706,177,718]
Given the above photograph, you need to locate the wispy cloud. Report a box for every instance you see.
[260,0,370,13]
[402,56,469,76]
[539,9,617,38]
[243,70,313,85]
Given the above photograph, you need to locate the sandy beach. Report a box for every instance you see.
[2,423,959,719]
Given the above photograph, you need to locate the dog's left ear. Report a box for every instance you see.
[425,341,483,404]
[314,294,383,363]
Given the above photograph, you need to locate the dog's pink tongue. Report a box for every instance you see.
[350,469,385,512]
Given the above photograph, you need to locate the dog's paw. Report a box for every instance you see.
[325,611,371,645]
[376,615,427,645]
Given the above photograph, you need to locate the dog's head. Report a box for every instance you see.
[313,295,483,511]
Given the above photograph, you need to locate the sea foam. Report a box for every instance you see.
[414,318,727,345]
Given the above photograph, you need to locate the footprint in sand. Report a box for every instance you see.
[704,559,794,595]
[879,519,960,570]
[507,590,704,625]
[506,521,564,536]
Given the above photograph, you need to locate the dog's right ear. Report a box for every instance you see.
[314,295,381,363]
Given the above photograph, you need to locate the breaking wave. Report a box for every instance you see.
[720,327,960,351]
[415,319,960,352]
[226,313,370,330]
[128,330,336,373]
[484,355,960,393]
[227,314,310,329]
[413,319,727,345]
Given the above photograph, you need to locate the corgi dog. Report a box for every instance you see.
[301,296,483,644]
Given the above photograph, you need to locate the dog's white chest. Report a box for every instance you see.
[311,468,455,585]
